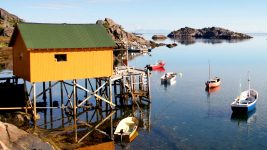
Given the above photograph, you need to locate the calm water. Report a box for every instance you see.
[1,34,267,150]
[127,34,267,150]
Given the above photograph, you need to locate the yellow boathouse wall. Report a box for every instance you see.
[29,48,113,82]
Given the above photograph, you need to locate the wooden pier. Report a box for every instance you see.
[0,66,151,144]
[3,23,152,146]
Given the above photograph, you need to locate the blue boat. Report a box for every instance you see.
[231,75,258,113]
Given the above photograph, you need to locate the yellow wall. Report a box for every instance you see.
[13,31,31,81]
[29,48,113,82]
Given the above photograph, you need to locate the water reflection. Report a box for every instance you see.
[231,110,257,126]
[152,38,167,42]
[169,37,251,45]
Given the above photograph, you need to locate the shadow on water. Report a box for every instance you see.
[231,109,257,126]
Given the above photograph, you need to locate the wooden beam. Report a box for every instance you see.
[78,111,115,143]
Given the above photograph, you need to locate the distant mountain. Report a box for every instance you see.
[0,8,22,46]
[168,27,252,40]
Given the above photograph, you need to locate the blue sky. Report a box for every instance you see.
[1,0,267,33]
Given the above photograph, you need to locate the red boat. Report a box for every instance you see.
[152,67,165,72]
[148,60,165,70]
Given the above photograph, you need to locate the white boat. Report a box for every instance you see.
[205,61,221,88]
[231,74,258,113]
[114,117,139,142]
[206,77,221,88]
[161,72,177,84]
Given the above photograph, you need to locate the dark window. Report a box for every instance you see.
[55,54,67,62]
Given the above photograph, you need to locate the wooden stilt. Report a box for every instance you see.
[109,78,113,110]
[114,81,117,105]
[85,79,88,106]
[147,69,151,100]
[95,78,99,107]
[49,81,52,107]
[110,113,114,140]
[60,81,63,106]
[23,80,28,114]
[43,82,47,102]
[73,79,78,142]
[33,82,37,122]
[49,81,53,129]
[44,108,47,129]
[60,81,64,128]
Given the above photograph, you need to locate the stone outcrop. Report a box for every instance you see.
[0,8,22,47]
[152,35,167,40]
[168,27,252,40]
[0,8,22,37]
[96,18,158,49]
[166,43,177,48]
[0,121,54,150]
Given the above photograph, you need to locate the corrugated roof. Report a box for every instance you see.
[14,23,116,49]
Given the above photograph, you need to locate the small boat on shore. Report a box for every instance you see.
[205,61,221,88]
[231,74,258,113]
[114,117,139,143]
[161,72,177,84]
[147,60,165,70]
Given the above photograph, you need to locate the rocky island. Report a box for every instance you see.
[167,27,252,40]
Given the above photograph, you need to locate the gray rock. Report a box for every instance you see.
[152,35,167,40]
[0,121,54,150]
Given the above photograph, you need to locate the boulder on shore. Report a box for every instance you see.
[168,27,252,40]
[0,121,53,150]
[152,35,167,40]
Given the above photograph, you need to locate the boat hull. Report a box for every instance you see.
[150,64,165,70]
[231,89,258,113]
[231,101,256,113]
[148,60,165,70]
[114,131,138,143]
[161,72,176,84]
[205,80,221,88]
[114,117,139,143]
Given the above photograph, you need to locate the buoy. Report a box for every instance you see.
[178,72,183,78]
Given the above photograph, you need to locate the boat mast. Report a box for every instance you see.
[208,60,210,80]
[248,71,251,97]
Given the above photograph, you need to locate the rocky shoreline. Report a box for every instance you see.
[167,27,252,40]
[96,18,158,50]
[0,120,54,150]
